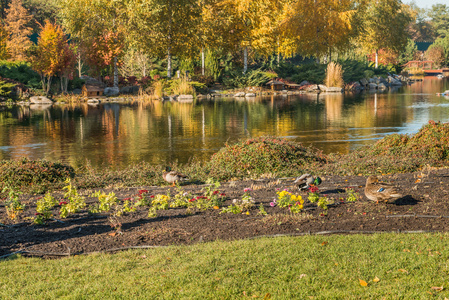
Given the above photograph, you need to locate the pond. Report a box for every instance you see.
[0,77,448,169]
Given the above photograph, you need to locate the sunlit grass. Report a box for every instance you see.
[324,62,344,88]
[2,233,449,299]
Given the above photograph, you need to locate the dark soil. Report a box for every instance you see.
[2,168,449,258]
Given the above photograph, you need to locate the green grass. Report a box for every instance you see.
[2,233,449,299]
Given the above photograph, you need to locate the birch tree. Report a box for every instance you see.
[127,0,201,79]
[355,0,412,68]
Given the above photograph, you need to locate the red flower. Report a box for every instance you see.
[59,201,68,205]
[213,191,220,195]
[309,186,319,193]
[138,189,149,194]
[189,198,196,202]
[123,197,132,201]
[150,195,155,198]
[220,193,226,197]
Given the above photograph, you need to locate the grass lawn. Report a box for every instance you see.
[1,233,449,299]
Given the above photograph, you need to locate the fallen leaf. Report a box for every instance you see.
[359,279,368,287]
[398,269,408,274]
[263,293,271,300]
[252,295,258,298]
[373,277,380,283]
[321,241,328,246]
[108,232,116,237]
[415,179,421,183]
[431,286,444,291]
[403,249,410,252]
[213,206,220,209]
[299,274,307,279]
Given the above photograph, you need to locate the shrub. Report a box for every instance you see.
[0,158,75,193]
[208,137,327,180]
[0,60,41,88]
[324,121,449,175]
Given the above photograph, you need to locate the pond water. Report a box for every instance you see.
[1,77,448,169]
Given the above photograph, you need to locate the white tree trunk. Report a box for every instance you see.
[201,47,205,76]
[77,53,83,77]
[243,46,248,74]
[113,57,118,87]
[167,47,172,79]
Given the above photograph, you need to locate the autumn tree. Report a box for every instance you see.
[31,21,74,95]
[280,0,354,61]
[4,0,33,61]
[406,1,435,42]
[127,0,201,78]
[217,0,282,74]
[355,0,412,68]
[0,23,8,59]
[57,0,126,87]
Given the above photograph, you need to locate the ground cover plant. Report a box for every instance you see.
[0,158,74,194]
[2,233,449,299]
[324,120,449,175]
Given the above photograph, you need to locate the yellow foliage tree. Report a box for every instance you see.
[279,0,354,60]
[355,0,412,68]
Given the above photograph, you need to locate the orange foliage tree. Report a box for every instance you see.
[4,0,33,61]
[31,21,74,95]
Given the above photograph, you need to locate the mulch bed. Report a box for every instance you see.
[1,168,449,258]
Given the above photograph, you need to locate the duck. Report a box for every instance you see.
[294,174,322,191]
[364,175,402,203]
[163,166,189,186]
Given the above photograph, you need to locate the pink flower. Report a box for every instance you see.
[244,188,252,192]
[270,201,276,207]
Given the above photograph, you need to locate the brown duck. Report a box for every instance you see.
[163,166,189,186]
[364,176,402,203]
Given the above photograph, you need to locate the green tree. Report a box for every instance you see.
[406,1,435,42]
[398,38,418,64]
[356,0,412,68]
[428,4,449,39]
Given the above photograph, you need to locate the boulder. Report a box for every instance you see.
[347,82,363,91]
[377,82,388,90]
[359,78,369,86]
[368,83,378,90]
[30,96,53,104]
[178,94,194,100]
[104,87,119,97]
[326,87,344,93]
[245,93,256,97]
[318,84,328,91]
[299,80,310,86]
[388,76,402,86]
[306,85,320,93]
[234,92,245,97]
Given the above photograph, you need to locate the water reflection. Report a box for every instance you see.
[0,77,448,168]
